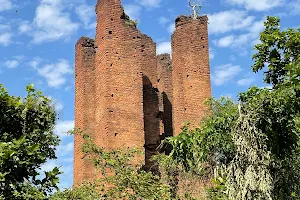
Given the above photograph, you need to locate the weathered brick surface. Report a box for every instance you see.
[74,0,211,186]
[74,37,96,186]
[171,15,211,135]
[74,0,160,185]
[156,54,173,138]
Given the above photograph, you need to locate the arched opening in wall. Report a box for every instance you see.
[142,75,160,171]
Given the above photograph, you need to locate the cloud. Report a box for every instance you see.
[75,4,96,29]
[212,64,242,86]
[209,49,215,60]
[225,0,283,11]
[237,77,255,86]
[54,120,74,138]
[288,0,300,15]
[124,4,141,21]
[57,141,73,157]
[208,10,254,34]
[41,161,57,172]
[0,0,12,12]
[214,19,265,49]
[157,41,171,55]
[28,57,42,68]
[34,59,73,88]
[0,24,10,31]
[167,23,175,33]
[137,0,161,7]
[158,17,170,25]
[4,60,19,68]
[18,21,32,34]
[214,35,234,47]
[0,32,12,46]
[31,0,79,43]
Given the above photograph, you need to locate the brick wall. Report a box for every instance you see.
[74,0,211,186]
[74,37,96,186]
[156,54,173,138]
[172,15,211,136]
[74,0,160,185]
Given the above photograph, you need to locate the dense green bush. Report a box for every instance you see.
[2,15,298,200]
[163,16,300,199]
[0,84,61,199]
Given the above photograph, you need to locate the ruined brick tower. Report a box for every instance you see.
[74,0,211,186]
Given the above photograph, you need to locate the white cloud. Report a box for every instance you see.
[41,161,57,172]
[214,19,265,49]
[225,0,283,11]
[28,57,42,68]
[75,4,96,29]
[237,77,255,86]
[158,17,170,25]
[157,41,171,55]
[137,0,161,7]
[212,64,242,86]
[54,120,74,138]
[0,0,12,12]
[208,10,254,34]
[57,141,73,157]
[32,0,79,43]
[18,21,32,34]
[124,4,141,21]
[214,35,234,47]
[0,32,12,46]
[34,59,73,88]
[0,24,10,31]
[4,60,19,68]
[209,49,215,60]
[167,23,175,33]
[289,0,300,15]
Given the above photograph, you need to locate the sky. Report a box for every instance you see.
[0,0,299,190]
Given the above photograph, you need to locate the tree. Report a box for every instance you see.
[0,84,61,199]
[49,16,299,200]
[51,131,172,200]
[161,16,300,199]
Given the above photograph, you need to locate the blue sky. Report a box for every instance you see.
[0,0,299,190]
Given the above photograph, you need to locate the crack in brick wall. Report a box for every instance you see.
[74,0,211,186]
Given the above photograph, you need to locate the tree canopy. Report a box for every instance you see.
[0,84,61,199]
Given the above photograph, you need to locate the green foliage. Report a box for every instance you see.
[225,104,273,200]
[0,84,61,199]
[50,16,300,200]
[53,130,172,200]
[159,16,300,200]
[252,16,300,86]
[166,97,238,174]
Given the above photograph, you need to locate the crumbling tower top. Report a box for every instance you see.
[174,15,208,28]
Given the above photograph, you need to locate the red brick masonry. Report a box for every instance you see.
[74,0,211,186]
